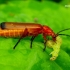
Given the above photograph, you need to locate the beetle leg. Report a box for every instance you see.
[43,34,47,51]
[30,35,37,48]
[13,28,28,49]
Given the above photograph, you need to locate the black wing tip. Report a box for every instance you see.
[0,22,6,29]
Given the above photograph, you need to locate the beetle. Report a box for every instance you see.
[0,22,70,51]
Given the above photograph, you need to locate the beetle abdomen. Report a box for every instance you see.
[0,29,24,37]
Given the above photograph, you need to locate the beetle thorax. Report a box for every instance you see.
[42,26,55,37]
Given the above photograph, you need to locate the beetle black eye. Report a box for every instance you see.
[53,36,56,38]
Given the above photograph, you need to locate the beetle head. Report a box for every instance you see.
[43,26,57,40]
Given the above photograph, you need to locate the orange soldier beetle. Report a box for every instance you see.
[0,22,70,51]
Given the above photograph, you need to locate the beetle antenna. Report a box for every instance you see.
[57,28,70,34]
[57,34,70,37]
